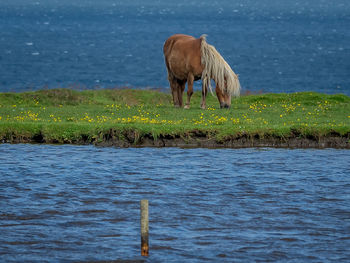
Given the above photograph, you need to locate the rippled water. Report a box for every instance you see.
[0,144,349,262]
[0,0,349,95]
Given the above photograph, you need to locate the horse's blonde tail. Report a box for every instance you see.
[200,35,241,97]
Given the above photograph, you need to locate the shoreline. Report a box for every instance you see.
[2,131,349,149]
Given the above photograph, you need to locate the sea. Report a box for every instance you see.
[0,0,349,95]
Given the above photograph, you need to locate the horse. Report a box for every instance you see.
[163,34,241,109]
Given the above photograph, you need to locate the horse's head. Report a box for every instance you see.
[216,77,232,108]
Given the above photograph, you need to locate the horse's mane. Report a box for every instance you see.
[200,34,240,97]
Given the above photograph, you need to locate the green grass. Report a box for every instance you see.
[0,88,349,144]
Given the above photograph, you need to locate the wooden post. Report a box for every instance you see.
[140,200,149,256]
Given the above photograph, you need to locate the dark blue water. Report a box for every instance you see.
[0,0,349,95]
[0,144,349,262]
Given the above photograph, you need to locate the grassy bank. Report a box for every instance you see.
[0,88,349,147]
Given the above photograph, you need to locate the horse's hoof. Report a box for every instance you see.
[184,105,190,109]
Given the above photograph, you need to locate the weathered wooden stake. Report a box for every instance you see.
[140,200,149,256]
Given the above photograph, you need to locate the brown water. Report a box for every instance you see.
[0,144,349,262]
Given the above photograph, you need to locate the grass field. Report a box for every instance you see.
[0,88,349,146]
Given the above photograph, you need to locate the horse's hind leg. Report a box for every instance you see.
[177,79,186,108]
[184,73,194,109]
[167,71,180,107]
[169,74,185,108]
[170,80,181,107]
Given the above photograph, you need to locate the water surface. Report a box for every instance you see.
[0,0,349,95]
[0,144,349,262]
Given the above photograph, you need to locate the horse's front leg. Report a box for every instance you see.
[184,73,194,109]
[201,85,208,109]
[215,85,225,108]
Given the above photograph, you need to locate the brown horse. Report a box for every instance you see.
[163,34,241,109]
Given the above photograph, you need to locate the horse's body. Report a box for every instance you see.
[163,34,240,109]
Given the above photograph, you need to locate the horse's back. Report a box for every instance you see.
[164,34,200,56]
[163,34,195,50]
[163,34,202,80]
